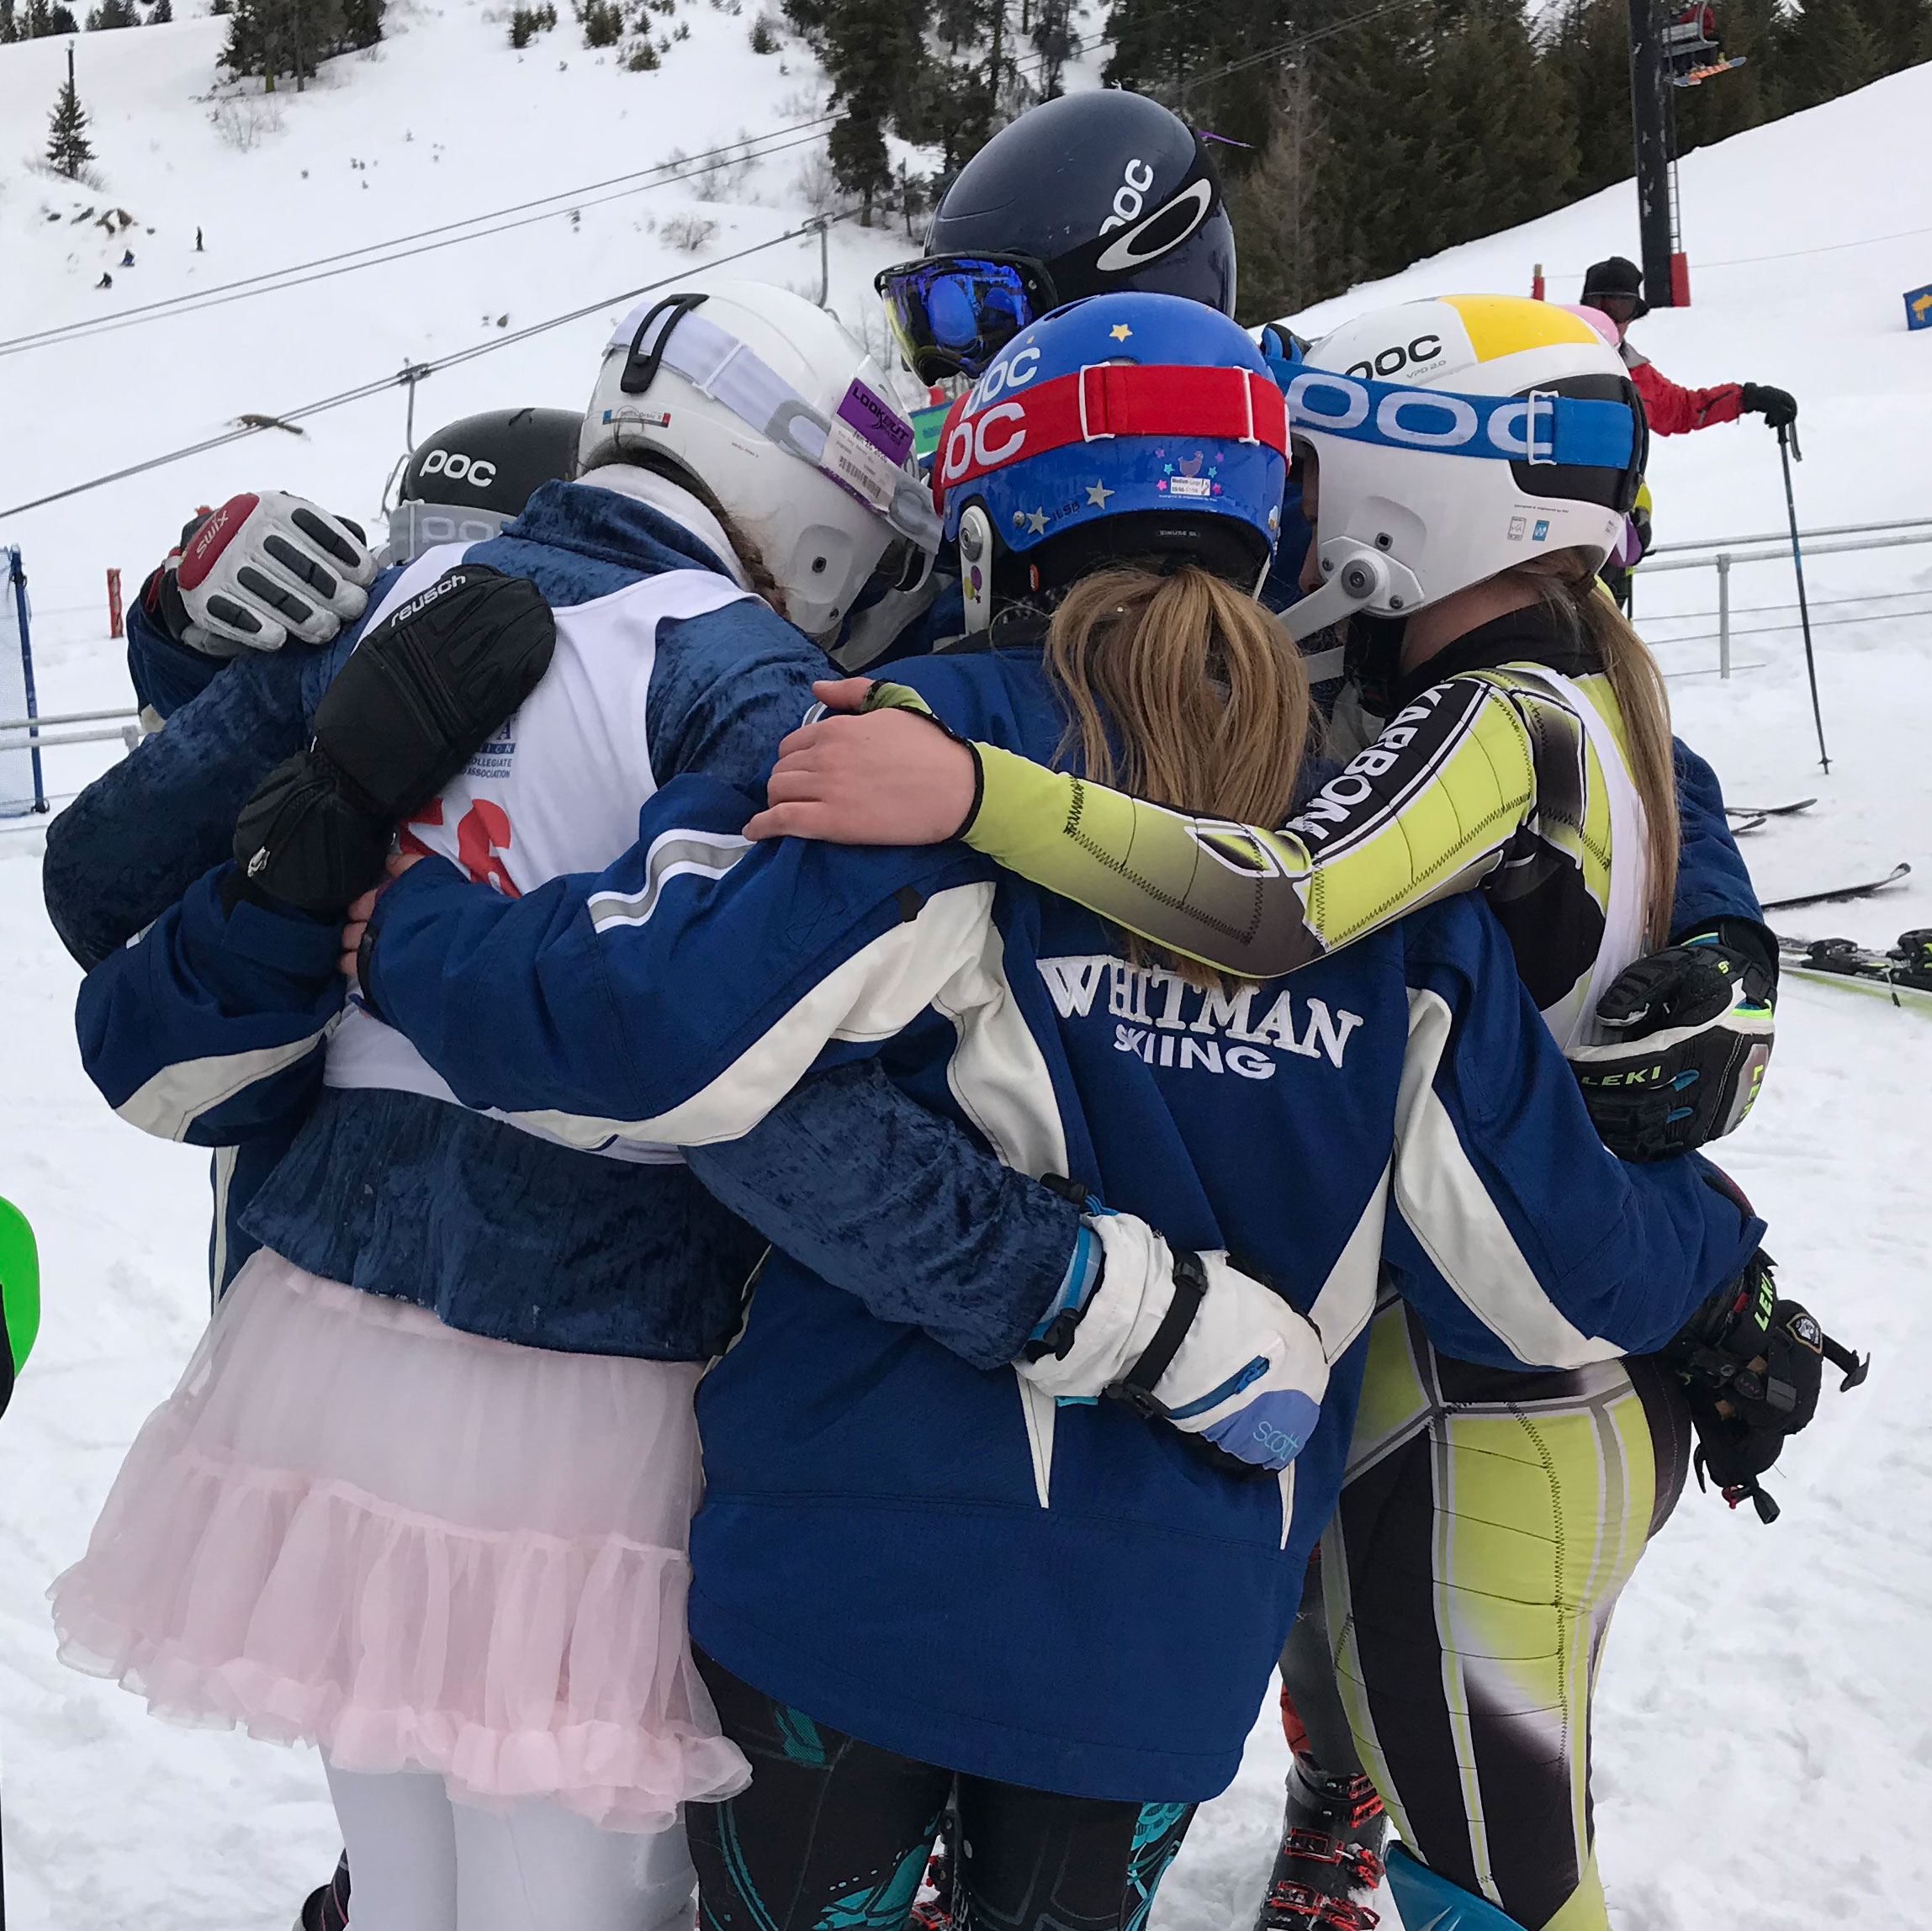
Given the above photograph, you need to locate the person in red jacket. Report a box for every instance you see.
[1580,256,1797,609]
[1581,256,1797,433]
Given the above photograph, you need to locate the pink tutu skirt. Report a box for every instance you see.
[50,1250,749,1832]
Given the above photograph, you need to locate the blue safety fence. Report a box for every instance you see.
[0,548,46,817]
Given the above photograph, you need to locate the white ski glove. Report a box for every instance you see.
[1019,1212,1328,1473]
[168,490,378,654]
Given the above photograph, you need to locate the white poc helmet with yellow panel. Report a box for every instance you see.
[1279,294,1648,641]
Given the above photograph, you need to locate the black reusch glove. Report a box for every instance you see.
[1569,932,1776,1160]
[231,565,555,914]
[1739,383,1797,430]
[1665,1250,1867,1523]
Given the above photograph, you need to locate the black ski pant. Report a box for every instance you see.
[688,1648,1196,1931]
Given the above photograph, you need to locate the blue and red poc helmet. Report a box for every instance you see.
[932,292,1289,630]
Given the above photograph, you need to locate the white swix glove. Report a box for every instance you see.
[169,490,378,653]
[1019,1211,1328,1473]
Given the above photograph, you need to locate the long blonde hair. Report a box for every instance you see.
[1041,565,1311,977]
[1516,553,1680,945]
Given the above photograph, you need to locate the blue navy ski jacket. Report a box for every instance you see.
[346,643,1763,1801]
[66,480,1077,1355]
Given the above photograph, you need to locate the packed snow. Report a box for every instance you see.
[2,12,1930,1923]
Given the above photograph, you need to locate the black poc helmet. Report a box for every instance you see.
[388,406,584,561]
[877,91,1237,385]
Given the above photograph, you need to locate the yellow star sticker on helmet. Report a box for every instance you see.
[1026,508,1050,535]
[1087,481,1114,507]
[1109,324,1133,341]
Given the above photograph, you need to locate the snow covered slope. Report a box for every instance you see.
[1,27,1930,1929]
[0,0,916,724]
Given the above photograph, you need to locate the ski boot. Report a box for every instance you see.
[1252,1755,1386,1931]
[1381,1844,1525,1928]
[910,1823,955,1931]
[294,1852,351,1931]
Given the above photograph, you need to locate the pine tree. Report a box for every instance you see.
[1224,66,1326,324]
[221,0,365,88]
[786,0,929,223]
[1546,0,1632,197]
[1104,0,1296,154]
[149,0,172,18]
[0,0,16,42]
[1411,0,1575,262]
[1849,0,1929,70]
[46,45,95,178]
[1303,1,1433,290]
[1779,0,1887,108]
[87,0,139,25]
[1026,0,1075,98]
[338,0,381,50]
[898,57,993,177]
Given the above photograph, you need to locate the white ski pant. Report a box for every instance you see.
[325,1763,697,1931]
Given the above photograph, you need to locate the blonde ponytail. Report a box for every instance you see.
[1518,555,1680,946]
[1041,565,1312,977]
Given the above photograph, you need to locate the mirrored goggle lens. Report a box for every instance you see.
[876,258,1043,379]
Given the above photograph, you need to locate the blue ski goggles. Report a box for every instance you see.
[875,253,1058,386]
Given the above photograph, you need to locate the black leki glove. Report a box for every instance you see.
[231,565,555,914]
[1569,932,1776,1161]
[1665,1249,1866,1523]
[1739,383,1797,430]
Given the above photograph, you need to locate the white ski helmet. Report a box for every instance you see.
[580,280,937,638]
[1279,294,1646,639]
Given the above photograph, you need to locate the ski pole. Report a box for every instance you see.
[1777,419,1829,773]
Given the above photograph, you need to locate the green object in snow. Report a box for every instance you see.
[0,1196,40,1416]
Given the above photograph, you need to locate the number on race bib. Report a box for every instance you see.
[399,797,520,897]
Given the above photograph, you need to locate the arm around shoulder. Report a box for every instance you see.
[362,773,1001,1148]
[1386,897,1764,1370]
[77,865,346,1147]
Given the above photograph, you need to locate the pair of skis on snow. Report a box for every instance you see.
[1723,796,1815,839]
[1717,798,1927,1008]
[1721,798,1913,914]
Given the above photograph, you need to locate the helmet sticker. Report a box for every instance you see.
[419,449,498,489]
[1098,158,1157,235]
[1285,370,1634,469]
[1095,178,1215,277]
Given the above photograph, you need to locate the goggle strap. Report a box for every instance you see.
[938,364,1288,498]
[1285,369,1636,471]
[605,304,939,551]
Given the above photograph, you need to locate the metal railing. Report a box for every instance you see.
[1634,515,1932,678]
[0,706,146,752]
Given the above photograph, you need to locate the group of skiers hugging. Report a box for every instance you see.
[40,85,1857,1931]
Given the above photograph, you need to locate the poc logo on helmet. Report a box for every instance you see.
[420,448,499,489]
[1344,334,1444,382]
[1098,158,1157,235]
